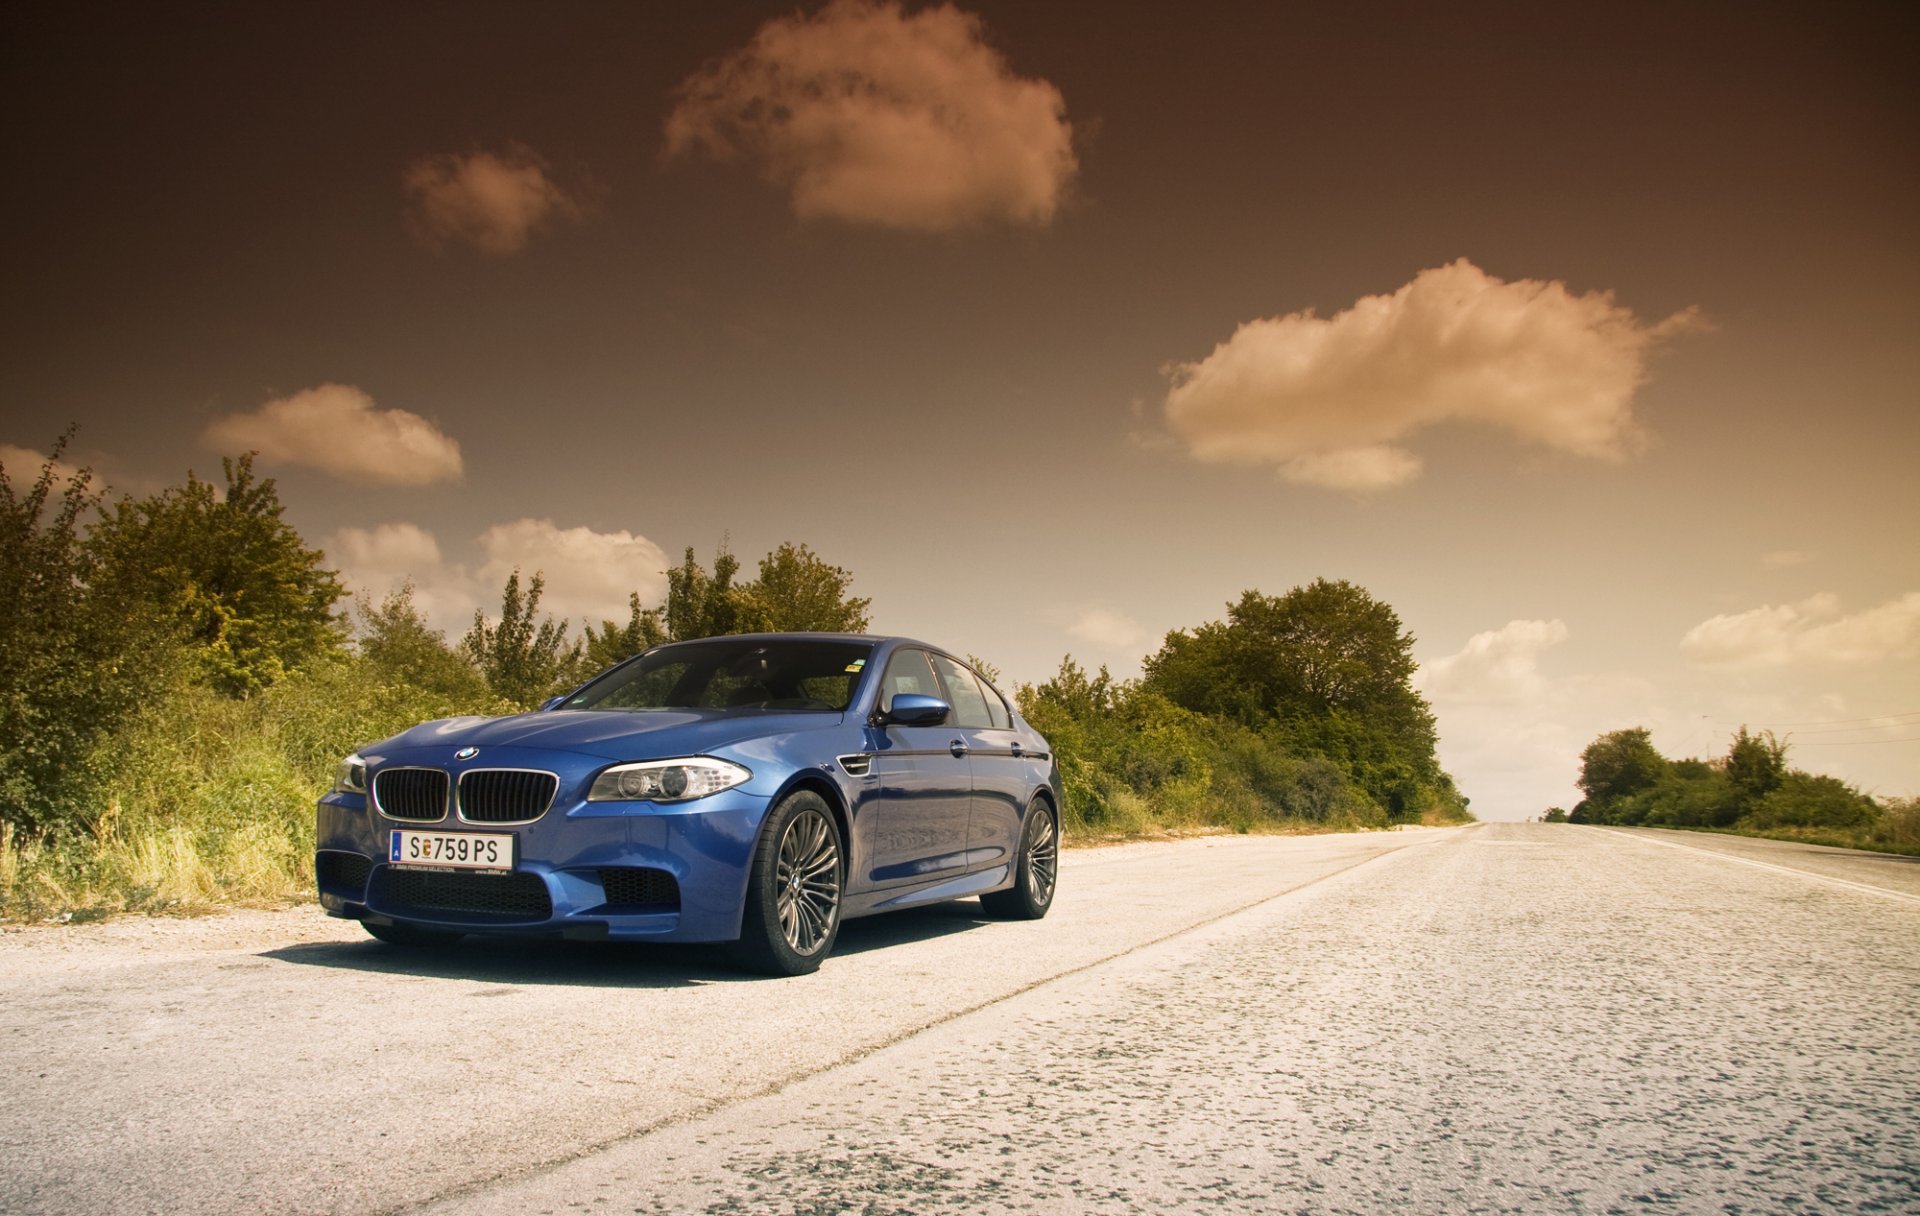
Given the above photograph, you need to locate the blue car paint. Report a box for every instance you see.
[315,634,1061,945]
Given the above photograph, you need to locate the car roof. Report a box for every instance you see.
[654,632,934,648]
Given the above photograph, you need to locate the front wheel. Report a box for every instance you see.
[730,791,844,976]
[980,801,1057,920]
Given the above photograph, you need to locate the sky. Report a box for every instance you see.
[3,0,1915,819]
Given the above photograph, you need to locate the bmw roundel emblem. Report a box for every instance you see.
[454,747,479,761]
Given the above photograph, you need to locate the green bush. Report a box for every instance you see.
[1016,654,1455,839]
[1568,724,1912,854]
[1743,772,1878,832]
[0,656,506,921]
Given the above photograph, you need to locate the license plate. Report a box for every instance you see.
[389,830,515,872]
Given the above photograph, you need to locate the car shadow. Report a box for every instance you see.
[259,934,739,988]
[830,899,996,957]
[260,899,997,984]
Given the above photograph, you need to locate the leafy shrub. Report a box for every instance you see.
[0,656,506,921]
[1743,772,1878,832]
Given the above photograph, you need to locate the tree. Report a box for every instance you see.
[1141,579,1449,818]
[567,540,875,680]
[581,591,668,673]
[87,453,344,696]
[736,542,872,633]
[460,570,584,707]
[1144,581,1428,730]
[1572,728,1668,821]
[664,544,746,641]
[0,435,180,835]
[1023,655,1119,721]
[656,541,871,644]
[354,584,486,701]
[1543,807,1569,822]
[1725,726,1787,807]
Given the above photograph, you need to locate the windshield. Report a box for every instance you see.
[565,638,875,713]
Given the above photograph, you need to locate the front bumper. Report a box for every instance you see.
[314,786,771,943]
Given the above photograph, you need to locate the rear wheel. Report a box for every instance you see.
[980,800,1057,920]
[730,791,844,976]
[363,920,464,947]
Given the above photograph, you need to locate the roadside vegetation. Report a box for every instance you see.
[1,438,1467,923]
[1018,581,1469,838]
[1556,726,1919,855]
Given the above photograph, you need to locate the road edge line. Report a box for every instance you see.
[1599,828,1920,905]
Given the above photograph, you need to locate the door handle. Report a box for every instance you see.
[949,739,969,757]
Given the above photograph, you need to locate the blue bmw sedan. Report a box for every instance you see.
[315,634,1061,975]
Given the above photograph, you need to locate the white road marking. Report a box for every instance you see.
[1604,827,1920,904]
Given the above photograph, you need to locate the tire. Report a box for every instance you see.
[729,791,844,976]
[980,800,1058,920]
[363,920,465,947]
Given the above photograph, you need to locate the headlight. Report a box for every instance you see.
[332,753,368,796]
[588,757,751,803]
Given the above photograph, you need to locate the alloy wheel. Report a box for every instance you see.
[775,809,841,955]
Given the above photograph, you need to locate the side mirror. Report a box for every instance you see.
[539,695,567,712]
[884,693,950,726]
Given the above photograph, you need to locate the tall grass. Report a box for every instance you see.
[0,659,505,922]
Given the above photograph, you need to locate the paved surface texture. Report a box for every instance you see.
[4,823,1916,1214]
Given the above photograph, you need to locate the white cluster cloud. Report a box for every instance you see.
[1416,618,1584,816]
[1417,618,1569,703]
[1066,607,1148,651]
[330,517,670,639]
[0,443,83,488]
[664,0,1077,231]
[1681,592,1920,668]
[1163,259,1702,491]
[403,145,589,254]
[475,519,670,627]
[327,522,464,629]
[202,384,463,485]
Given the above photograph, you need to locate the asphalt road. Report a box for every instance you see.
[3,824,1916,1214]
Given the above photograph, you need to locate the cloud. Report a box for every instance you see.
[1417,618,1569,703]
[1682,592,1920,668]
[329,518,672,638]
[664,0,1076,231]
[1278,445,1424,492]
[1066,607,1148,651]
[1163,259,1703,491]
[202,384,463,485]
[403,145,590,254]
[328,522,470,634]
[477,519,670,627]
[0,443,84,488]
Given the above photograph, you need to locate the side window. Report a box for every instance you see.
[879,649,942,716]
[980,680,1012,729]
[930,654,994,729]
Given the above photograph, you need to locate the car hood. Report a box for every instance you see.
[372,708,843,762]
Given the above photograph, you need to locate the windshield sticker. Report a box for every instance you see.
[845,659,867,672]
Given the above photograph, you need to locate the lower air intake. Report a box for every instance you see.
[597,867,681,909]
[316,851,372,897]
[378,868,553,921]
